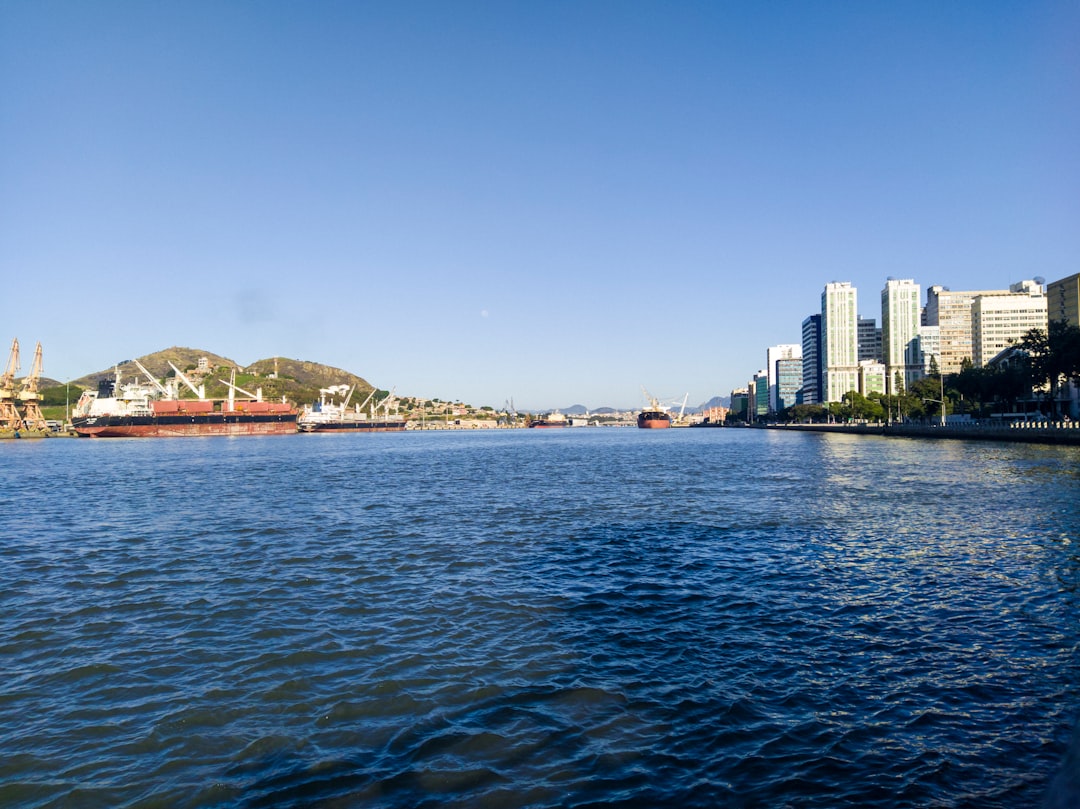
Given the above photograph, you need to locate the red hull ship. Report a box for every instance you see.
[73,400,297,438]
[637,410,671,429]
[71,362,297,438]
[637,387,673,429]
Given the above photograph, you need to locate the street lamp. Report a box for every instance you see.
[923,355,946,427]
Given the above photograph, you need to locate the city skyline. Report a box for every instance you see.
[2,3,1078,410]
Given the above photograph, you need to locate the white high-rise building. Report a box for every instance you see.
[766,344,802,413]
[972,280,1048,366]
[881,278,923,393]
[822,282,859,403]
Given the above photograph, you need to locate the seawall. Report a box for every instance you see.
[763,422,1080,447]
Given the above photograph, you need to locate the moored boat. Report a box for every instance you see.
[529,410,568,428]
[71,362,297,437]
[297,384,407,433]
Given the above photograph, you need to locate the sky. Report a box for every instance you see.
[2,1,1078,410]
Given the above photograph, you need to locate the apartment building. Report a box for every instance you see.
[766,344,802,413]
[857,317,881,362]
[822,282,859,403]
[1047,272,1080,327]
[971,281,1047,366]
[881,278,923,393]
[775,357,803,411]
[800,314,823,405]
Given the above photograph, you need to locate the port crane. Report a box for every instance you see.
[0,338,22,430]
[218,367,276,409]
[18,342,48,431]
[501,397,518,426]
[375,387,398,418]
[641,386,667,412]
[675,393,689,423]
[350,386,397,419]
[128,359,172,399]
[168,361,207,399]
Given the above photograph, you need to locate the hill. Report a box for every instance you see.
[69,346,375,406]
[696,395,730,412]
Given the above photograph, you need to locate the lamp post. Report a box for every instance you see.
[923,357,946,427]
[940,366,945,426]
[936,355,945,426]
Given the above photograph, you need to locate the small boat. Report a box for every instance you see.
[297,384,407,433]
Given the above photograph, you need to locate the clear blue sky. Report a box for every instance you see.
[2,2,1077,410]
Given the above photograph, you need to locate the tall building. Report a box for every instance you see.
[971,280,1047,366]
[766,344,802,413]
[881,278,923,393]
[822,282,859,403]
[925,284,1012,374]
[752,371,769,419]
[1047,272,1080,327]
[730,388,750,421]
[857,317,881,362]
[801,314,823,405]
[1046,273,1080,420]
[775,358,803,411]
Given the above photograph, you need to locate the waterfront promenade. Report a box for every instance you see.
[765,420,1080,446]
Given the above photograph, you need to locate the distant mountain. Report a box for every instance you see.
[562,404,590,415]
[69,346,374,406]
[695,395,730,412]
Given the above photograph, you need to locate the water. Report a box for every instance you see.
[2,428,1079,807]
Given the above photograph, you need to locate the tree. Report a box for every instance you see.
[1019,322,1080,418]
[907,376,945,421]
[783,403,829,423]
[840,391,885,422]
[952,362,1030,417]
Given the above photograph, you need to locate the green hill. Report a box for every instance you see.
[68,346,376,407]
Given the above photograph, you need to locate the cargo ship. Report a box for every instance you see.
[528,410,568,428]
[71,362,297,438]
[637,387,672,429]
[637,410,672,429]
[297,384,407,433]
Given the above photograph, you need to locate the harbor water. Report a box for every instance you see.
[2,428,1079,807]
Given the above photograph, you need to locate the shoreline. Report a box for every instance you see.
[762,422,1080,446]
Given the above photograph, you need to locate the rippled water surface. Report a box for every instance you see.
[3,428,1079,807]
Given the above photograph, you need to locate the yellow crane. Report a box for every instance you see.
[18,342,48,431]
[0,337,23,431]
